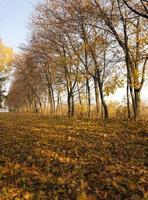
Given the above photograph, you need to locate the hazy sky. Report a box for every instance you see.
[0,0,40,52]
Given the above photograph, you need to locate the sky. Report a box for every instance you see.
[0,0,40,52]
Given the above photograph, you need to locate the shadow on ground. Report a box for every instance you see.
[0,113,147,199]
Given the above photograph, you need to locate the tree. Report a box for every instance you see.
[7,0,147,120]
[0,39,13,108]
[93,0,148,118]
[122,0,148,19]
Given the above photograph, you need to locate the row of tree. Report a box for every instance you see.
[7,0,148,119]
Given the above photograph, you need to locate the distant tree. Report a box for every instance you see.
[0,77,5,108]
[0,39,13,108]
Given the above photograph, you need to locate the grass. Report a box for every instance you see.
[0,113,147,199]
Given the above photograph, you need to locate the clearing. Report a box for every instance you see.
[0,113,147,199]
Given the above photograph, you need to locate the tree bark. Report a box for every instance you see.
[97,70,109,120]
[86,78,91,118]
[94,77,100,119]
[126,81,131,119]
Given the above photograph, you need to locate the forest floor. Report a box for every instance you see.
[0,113,147,200]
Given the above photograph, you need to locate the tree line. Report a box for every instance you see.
[7,0,148,119]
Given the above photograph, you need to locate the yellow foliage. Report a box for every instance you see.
[104,76,124,96]
[23,192,33,200]
[77,191,88,200]
[0,39,13,72]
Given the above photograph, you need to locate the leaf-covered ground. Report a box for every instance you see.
[0,113,147,200]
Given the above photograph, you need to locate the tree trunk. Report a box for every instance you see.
[56,90,60,115]
[50,84,55,116]
[134,89,141,118]
[34,99,39,113]
[94,77,100,119]
[48,85,55,116]
[78,85,83,118]
[86,78,91,118]
[97,70,109,120]
[67,92,71,117]
[126,79,131,119]
[71,94,75,117]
